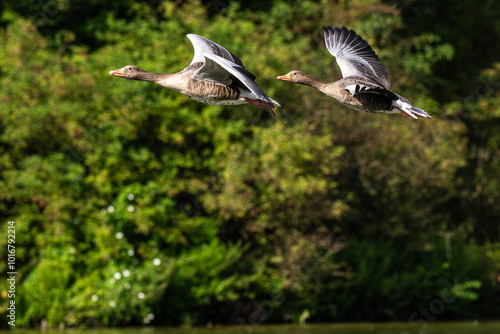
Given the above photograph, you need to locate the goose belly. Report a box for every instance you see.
[340,94,395,114]
[341,102,399,114]
[183,82,244,106]
[185,94,247,106]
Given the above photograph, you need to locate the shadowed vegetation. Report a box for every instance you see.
[1,0,499,328]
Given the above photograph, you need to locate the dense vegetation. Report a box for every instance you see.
[1,0,500,328]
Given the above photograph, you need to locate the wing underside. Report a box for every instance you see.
[323,26,391,89]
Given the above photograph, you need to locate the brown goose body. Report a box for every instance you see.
[277,26,431,119]
[300,74,395,113]
[152,63,243,106]
[109,34,280,113]
[327,82,393,113]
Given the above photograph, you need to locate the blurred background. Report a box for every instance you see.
[0,0,500,328]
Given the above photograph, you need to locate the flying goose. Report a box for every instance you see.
[277,26,431,119]
[109,34,280,115]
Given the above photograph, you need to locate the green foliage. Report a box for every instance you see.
[1,0,500,328]
[20,248,74,326]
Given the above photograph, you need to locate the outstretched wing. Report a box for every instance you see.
[190,56,233,85]
[323,26,391,89]
[187,34,248,70]
[191,53,275,106]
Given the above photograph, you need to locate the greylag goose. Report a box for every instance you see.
[109,34,280,115]
[277,26,431,119]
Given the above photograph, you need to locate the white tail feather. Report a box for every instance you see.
[393,98,431,119]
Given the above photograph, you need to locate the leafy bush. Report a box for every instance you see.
[1,0,499,328]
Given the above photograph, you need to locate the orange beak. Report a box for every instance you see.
[276,74,290,81]
[109,68,124,77]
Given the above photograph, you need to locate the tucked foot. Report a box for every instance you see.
[243,97,278,107]
[243,98,280,117]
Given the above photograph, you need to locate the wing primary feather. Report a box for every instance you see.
[187,34,245,67]
[322,26,391,89]
[201,53,276,107]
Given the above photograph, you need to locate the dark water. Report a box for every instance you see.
[3,322,500,334]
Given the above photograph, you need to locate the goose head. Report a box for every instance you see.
[277,70,318,86]
[109,65,148,80]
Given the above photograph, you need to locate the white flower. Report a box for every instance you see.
[127,193,135,201]
[91,294,99,302]
[107,205,115,213]
[114,272,122,280]
[123,269,131,277]
[125,283,131,289]
[152,258,161,266]
[127,249,135,256]
[116,232,124,239]
[109,300,116,308]
[109,278,115,284]
[127,205,135,212]
[69,247,76,254]
[137,292,145,299]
